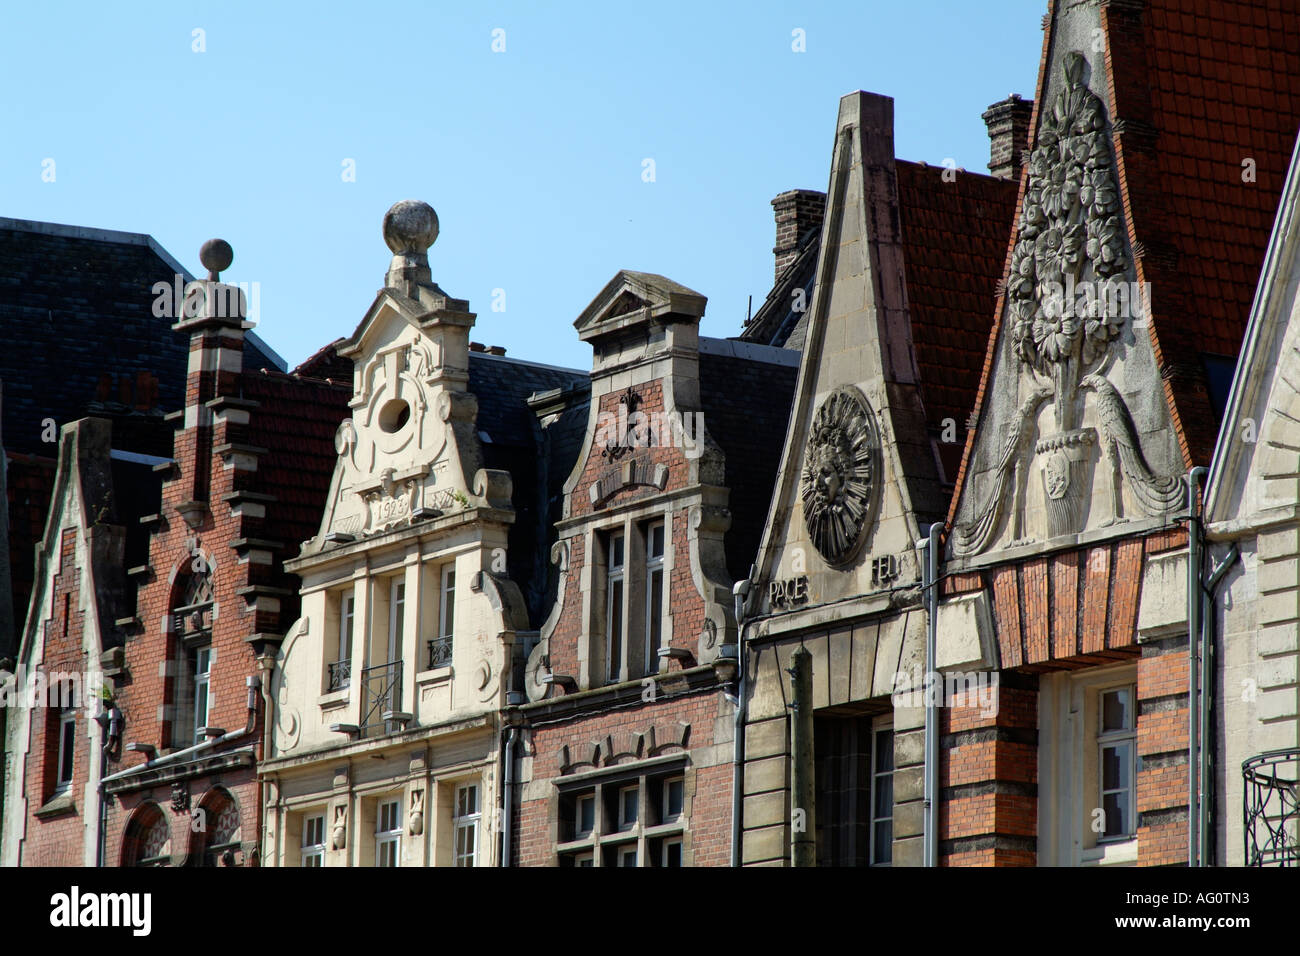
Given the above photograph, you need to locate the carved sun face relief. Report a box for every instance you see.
[801,385,880,567]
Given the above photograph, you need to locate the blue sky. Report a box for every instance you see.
[1,0,1045,371]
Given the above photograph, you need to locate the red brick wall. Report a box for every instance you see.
[18,528,92,866]
[515,689,730,867]
[939,679,1038,867]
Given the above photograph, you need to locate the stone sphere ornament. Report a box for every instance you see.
[382,200,439,255]
[800,385,881,567]
[199,238,233,280]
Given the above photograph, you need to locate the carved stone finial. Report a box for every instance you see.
[382,200,439,255]
[199,238,233,281]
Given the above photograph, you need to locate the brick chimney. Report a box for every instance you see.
[771,189,826,282]
[981,94,1034,180]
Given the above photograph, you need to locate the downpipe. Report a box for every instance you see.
[730,578,750,869]
[1199,543,1238,866]
[101,675,261,787]
[921,521,942,868]
[1187,467,1205,868]
[500,724,518,867]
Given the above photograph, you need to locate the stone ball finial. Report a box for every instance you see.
[383,200,439,256]
[199,238,234,281]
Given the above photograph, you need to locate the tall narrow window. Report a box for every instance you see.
[331,592,354,691]
[376,799,402,867]
[301,814,326,868]
[55,705,76,793]
[387,579,405,664]
[869,721,894,866]
[606,530,625,683]
[1098,685,1136,841]
[430,564,455,669]
[454,783,480,867]
[191,646,212,746]
[644,520,665,674]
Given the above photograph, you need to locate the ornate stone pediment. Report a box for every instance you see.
[953,52,1183,558]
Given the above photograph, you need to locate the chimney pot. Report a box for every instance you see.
[771,189,826,283]
[982,94,1034,180]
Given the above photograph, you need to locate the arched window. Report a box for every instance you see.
[196,788,243,866]
[122,803,171,867]
[170,567,215,747]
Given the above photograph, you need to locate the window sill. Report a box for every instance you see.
[416,665,453,686]
[318,689,350,711]
[1082,837,1137,866]
[35,792,77,819]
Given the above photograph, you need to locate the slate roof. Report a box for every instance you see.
[0,218,283,456]
[469,352,590,626]
[699,343,800,581]
[5,451,55,649]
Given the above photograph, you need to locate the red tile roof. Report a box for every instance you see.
[895,160,1018,482]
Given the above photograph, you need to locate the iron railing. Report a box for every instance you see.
[360,660,403,738]
[328,659,351,691]
[1243,747,1299,866]
[427,636,453,669]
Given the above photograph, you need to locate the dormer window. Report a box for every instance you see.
[593,519,671,686]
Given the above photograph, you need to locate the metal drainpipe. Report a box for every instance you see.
[1199,544,1238,866]
[500,724,518,868]
[1186,466,1206,867]
[730,579,751,869]
[922,521,942,868]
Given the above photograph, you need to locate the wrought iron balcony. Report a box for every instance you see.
[328,659,351,691]
[1243,747,1299,866]
[359,660,403,738]
[427,635,453,670]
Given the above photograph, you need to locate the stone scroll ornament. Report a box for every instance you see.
[953,52,1183,557]
[801,385,880,566]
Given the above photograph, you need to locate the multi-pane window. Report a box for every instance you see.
[55,705,76,793]
[192,646,212,745]
[454,783,480,867]
[869,720,894,866]
[605,531,625,682]
[1098,686,1136,841]
[376,799,402,867]
[558,768,687,866]
[301,814,326,868]
[644,521,665,669]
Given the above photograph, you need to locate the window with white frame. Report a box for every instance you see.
[301,814,326,867]
[574,793,596,840]
[643,520,665,671]
[1098,685,1136,841]
[375,798,402,867]
[54,705,76,793]
[429,564,455,669]
[454,783,480,867]
[330,591,354,691]
[869,719,894,866]
[616,784,639,832]
[557,767,687,866]
[387,578,405,664]
[191,646,212,745]
[605,530,626,683]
